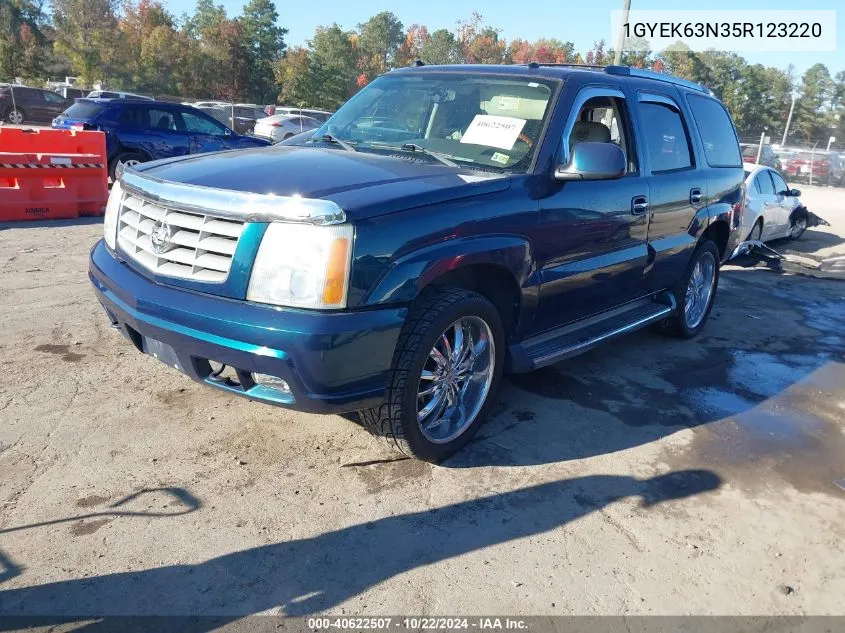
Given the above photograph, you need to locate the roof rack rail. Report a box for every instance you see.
[525,62,606,70]
[604,65,712,95]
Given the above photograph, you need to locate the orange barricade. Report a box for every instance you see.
[0,127,109,221]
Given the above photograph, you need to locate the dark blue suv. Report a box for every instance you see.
[89,64,744,462]
[52,99,270,179]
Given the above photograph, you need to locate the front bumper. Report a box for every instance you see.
[89,239,406,413]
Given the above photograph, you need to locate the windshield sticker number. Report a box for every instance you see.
[491,152,510,164]
[460,115,527,150]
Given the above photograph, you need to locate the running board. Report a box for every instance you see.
[507,292,676,372]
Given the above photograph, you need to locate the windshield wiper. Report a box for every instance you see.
[368,142,458,168]
[306,134,357,152]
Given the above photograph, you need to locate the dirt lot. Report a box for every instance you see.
[0,185,844,621]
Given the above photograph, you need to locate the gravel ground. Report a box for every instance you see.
[0,185,843,622]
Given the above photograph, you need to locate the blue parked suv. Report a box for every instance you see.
[89,64,744,462]
[52,99,270,179]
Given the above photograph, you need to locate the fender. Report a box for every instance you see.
[362,234,537,308]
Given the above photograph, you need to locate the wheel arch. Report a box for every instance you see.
[361,235,535,339]
[701,218,731,261]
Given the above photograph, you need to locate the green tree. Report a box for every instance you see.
[357,11,403,78]
[792,63,835,144]
[309,24,358,110]
[50,0,120,86]
[420,28,459,65]
[241,0,287,104]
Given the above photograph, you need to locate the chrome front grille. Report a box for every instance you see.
[116,189,245,283]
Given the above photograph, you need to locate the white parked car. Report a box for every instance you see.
[742,162,809,242]
[253,114,322,142]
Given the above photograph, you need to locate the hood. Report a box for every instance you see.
[136,145,510,221]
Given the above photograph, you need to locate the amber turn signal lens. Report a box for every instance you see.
[322,237,351,306]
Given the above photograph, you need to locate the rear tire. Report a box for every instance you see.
[656,239,720,339]
[5,107,25,125]
[358,288,504,462]
[789,210,808,240]
[748,219,763,242]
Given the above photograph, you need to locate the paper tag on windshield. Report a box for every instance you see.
[460,115,526,150]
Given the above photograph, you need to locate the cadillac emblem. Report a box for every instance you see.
[150,221,172,254]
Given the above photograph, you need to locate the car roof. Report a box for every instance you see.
[390,63,715,96]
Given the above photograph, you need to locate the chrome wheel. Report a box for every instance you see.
[7,108,23,124]
[417,316,495,444]
[684,252,716,329]
[790,218,807,238]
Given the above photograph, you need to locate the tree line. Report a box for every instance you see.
[2,1,843,146]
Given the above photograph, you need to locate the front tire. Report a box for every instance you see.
[359,288,504,462]
[789,211,808,240]
[657,239,720,339]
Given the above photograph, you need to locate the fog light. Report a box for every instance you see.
[253,373,291,394]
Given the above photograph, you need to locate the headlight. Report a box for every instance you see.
[247,222,353,309]
[103,180,122,250]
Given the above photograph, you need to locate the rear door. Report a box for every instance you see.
[533,85,650,332]
[631,90,702,293]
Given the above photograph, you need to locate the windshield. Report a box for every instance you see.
[309,72,558,172]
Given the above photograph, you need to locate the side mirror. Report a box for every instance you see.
[554,142,626,181]
[788,188,801,197]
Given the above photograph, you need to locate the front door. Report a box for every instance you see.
[532,86,650,335]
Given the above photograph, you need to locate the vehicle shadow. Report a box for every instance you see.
[0,469,721,625]
[441,268,845,469]
[0,217,103,231]
[770,230,845,256]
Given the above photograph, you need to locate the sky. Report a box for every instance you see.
[163,0,844,77]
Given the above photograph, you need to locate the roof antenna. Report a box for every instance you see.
[527,61,539,68]
[412,59,425,67]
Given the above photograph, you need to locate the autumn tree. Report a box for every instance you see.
[457,12,505,64]
[0,0,52,81]
[51,0,121,86]
[274,46,314,107]
[395,24,430,67]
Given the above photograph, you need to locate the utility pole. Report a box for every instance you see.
[781,93,797,146]
[613,0,632,66]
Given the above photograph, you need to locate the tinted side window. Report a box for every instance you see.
[181,110,226,135]
[755,172,775,195]
[639,101,692,172]
[117,105,145,127]
[687,94,742,168]
[43,91,66,104]
[147,109,178,130]
[770,171,788,194]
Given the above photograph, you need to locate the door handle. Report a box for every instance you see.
[631,195,649,215]
[690,188,703,205]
